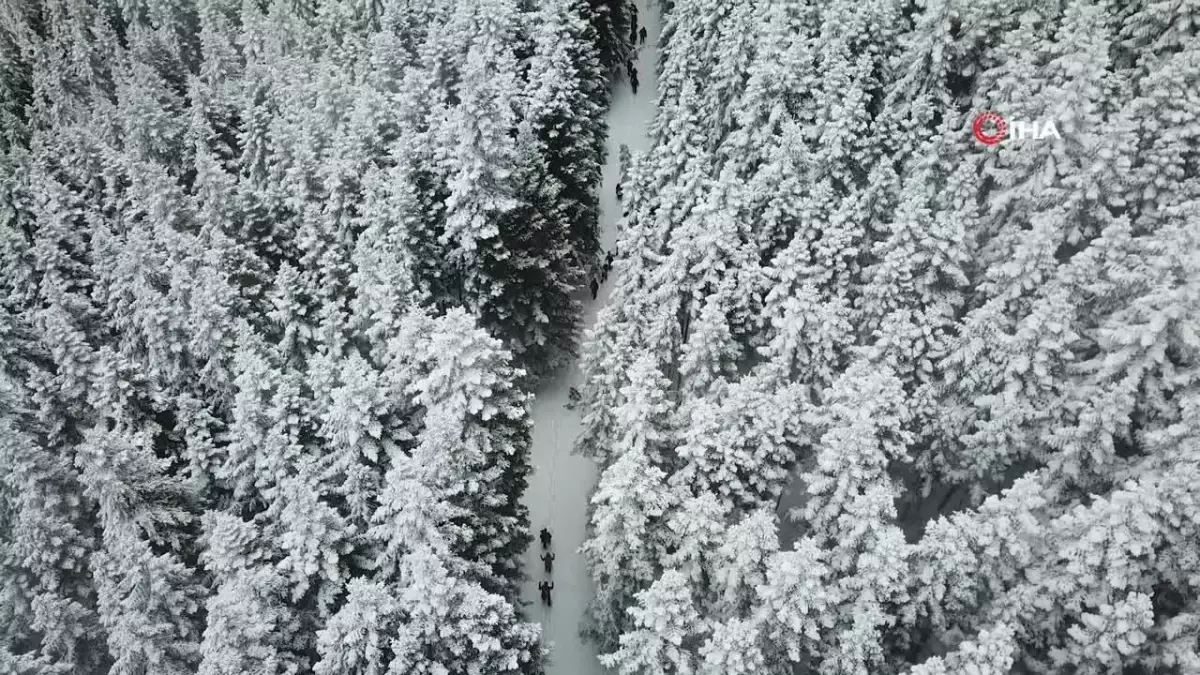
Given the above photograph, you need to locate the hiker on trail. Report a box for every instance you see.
[606,250,615,270]
[626,59,635,79]
[541,552,555,573]
[630,67,639,95]
[590,277,599,300]
[538,581,554,606]
[539,527,552,549]
[616,181,623,201]
[639,26,647,44]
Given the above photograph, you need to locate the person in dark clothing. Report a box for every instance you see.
[616,181,623,201]
[606,251,615,269]
[538,581,554,606]
[639,26,647,44]
[539,527,552,549]
[626,59,635,79]
[590,278,599,300]
[631,70,639,95]
[541,552,555,573]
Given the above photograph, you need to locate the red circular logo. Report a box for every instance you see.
[973,111,1008,146]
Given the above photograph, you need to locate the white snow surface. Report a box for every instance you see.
[519,5,660,674]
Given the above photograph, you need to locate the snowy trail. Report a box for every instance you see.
[519,5,660,674]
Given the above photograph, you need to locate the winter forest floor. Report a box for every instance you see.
[518,3,660,673]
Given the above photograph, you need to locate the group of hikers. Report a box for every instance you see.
[588,249,616,300]
[627,6,647,95]
[537,527,556,606]
[591,146,632,302]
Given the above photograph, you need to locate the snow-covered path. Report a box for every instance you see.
[519,5,660,674]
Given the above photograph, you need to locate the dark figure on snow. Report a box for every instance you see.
[538,581,554,606]
[606,250,615,269]
[590,278,599,300]
[639,26,647,44]
[626,59,635,79]
[541,552,555,573]
[539,527,552,549]
[631,71,639,95]
[616,181,623,201]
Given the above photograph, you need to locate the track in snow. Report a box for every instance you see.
[519,5,660,674]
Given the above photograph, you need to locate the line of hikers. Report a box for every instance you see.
[630,6,647,47]
[542,7,647,611]
[627,6,647,95]
[589,249,615,300]
[537,527,555,606]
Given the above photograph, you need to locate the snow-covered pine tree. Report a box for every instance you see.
[905,418,1200,673]
[523,0,608,275]
[672,375,802,511]
[197,512,302,675]
[419,0,576,377]
[599,570,707,675]
[583,434,679,649]
[312,579,399,675]
[386,546,542,675]
[0,318,105,674]
[316,311,541,675]
[0,4,33,152]
[901,625,1016,675]
[587,0,636,80]
[76,426,206,675]
[384,307,535,597]
[790,362,914,675]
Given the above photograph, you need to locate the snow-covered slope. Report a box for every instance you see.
[519,3,660,673]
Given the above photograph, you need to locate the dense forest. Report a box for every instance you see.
[0,0,634,673]
[579,0,1200,673]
